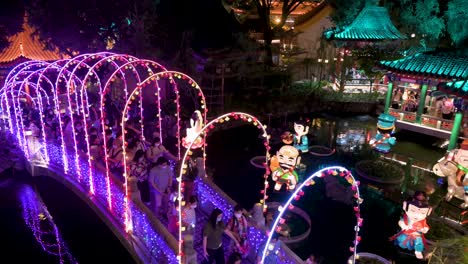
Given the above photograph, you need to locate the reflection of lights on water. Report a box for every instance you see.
[336,129,366,152]
[19,185,77,264]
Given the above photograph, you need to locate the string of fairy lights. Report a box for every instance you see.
[175,112,270,260]
[261,166,363,264]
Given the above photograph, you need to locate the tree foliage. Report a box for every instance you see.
[225,0,321,65]
[326,0,366,27]
[445,0,468,46]
[25,0,161,56]
[0,1,26,51]
[399,0,445,42]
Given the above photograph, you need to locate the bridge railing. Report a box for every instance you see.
[21,135,179,263]
[388,108,454,131]
[195,176,305,264]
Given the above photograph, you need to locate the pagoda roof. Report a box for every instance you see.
[438,79,468,95]
[323,5,405,41]
[0,16,68,65]
[380,49,468,79]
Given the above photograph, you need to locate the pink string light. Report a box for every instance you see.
[176,112,270,260]
[261,166,363,264]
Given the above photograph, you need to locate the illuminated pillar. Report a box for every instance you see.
[416,84,428,123]
[448,112,463,151]
[384,82,393,114]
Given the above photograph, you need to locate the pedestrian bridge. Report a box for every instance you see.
[0,52,304,263]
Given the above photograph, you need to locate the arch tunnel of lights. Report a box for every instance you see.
[1,52,363,264]
[0,52,278,263]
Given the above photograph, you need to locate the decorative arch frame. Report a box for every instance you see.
[260,166,363,264]
[175,112,271,259]
[120,70,208,233]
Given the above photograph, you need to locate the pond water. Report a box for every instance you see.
[1,113,448,264]
[206,114,447,263]
[0,167,135,264]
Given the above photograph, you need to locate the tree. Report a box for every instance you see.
[445,0,468,47]
[399,0,445,44]
[0,1,27,51]
[326,0,366,27]
[25,0,162,57]
[225,0,321,66]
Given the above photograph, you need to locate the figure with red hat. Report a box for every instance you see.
[390,191,432,259]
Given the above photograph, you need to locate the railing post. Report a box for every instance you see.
[448,112,463,151]
[182,234,197,264]
[127,176,141,202]
[384,82,393,114]
[416,84,428,124]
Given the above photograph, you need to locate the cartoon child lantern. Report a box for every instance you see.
[432,139,468,208]
[182,110,204,149]
[270,145,300,191]
[369,113,396,153]
[390,191,432,259]
[293,120,309,153]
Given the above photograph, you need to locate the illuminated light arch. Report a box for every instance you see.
[53,52,124,176]
[1,62,51,136]
[0,89,38,157]
[175,112,270,259]
[63,54,159,196]
[13,78,51,160]
[8,64,85,165]
[4,69,55,154]
[3,60,50,87]
[260,166,363,264]
[120,70,208,233]
[98,59,167,210]
[138,71,208,160]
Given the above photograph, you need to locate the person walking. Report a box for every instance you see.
[148,157,173,216]
[202,208,241,264]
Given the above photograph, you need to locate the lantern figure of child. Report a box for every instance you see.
[390,191,432,259]
[271,145,300,191]
[293,120,309,153]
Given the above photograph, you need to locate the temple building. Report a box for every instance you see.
[323,5,405,41]
[322,4,406,91]
[0,16,68,85]
[381,48,468,150]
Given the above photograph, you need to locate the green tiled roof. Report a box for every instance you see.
[380,49,468,79]
[441,80,468,94]
[324,6,405,41]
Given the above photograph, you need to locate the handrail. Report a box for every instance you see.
[22,138,178,263]
[196,176,306,263]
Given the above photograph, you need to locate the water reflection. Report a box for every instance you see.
[310,115,376,153]
[18,184,77,264]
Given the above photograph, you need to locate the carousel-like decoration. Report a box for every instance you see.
[261,166,363,264]
[269,145,300,191]
[433,139,468,208]
[293,119,309,153]
[369,113,396,153]
[390,191,432,259]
